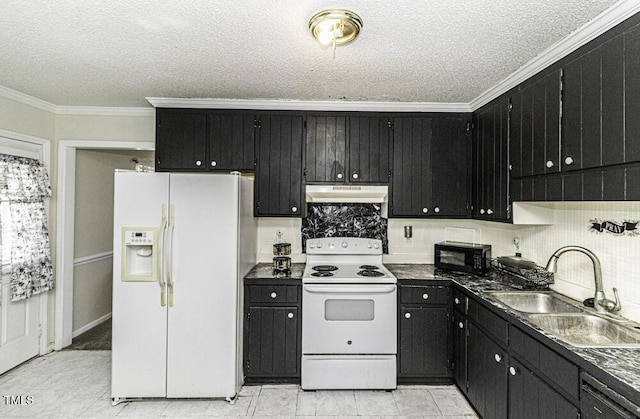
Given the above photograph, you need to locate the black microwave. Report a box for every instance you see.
[434,241,492,275]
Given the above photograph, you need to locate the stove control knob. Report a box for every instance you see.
[373,243,380,249]
[308,243,315,249]
[341,242,348,248]
[367,242,372,248]
[317,243,323,249]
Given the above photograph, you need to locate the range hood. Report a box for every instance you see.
[305,185,388,203]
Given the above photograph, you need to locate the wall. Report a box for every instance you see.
[257,201,640,321]
[72,149,154,335]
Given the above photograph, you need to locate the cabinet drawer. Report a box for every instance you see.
[468,299,508,345]
[248,285,299,304]
[452,288,468,314]
[400,285,449,305]
[510,326,579,400]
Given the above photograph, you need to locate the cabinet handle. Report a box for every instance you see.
[337,173,343,179]
[287,312,294,319]
[422,293,429,300]
[565,156,574,165]
[211,160,217,167]
[352,172,359,179]
[405,312,411,319]
[454,297,460,305]
[509,366,517,376]
[509,164,513,170]
[487,209,494,215]
[480,209,485,215]
[546,160,554,168]
[494,353,502,363]
[195,160,202,167]
[270,292,277,299]
[291,206,298,213]
[458,322,464,329]
[422,207,428,214]
[434,207,440,213]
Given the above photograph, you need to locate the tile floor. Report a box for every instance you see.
[0,351,478,418]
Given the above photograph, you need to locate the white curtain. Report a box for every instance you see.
[0,154,53,301]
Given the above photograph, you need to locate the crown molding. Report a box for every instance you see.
[0,85,58,113]
[470,0,640,111]
[56,106,154,116]
[145,97,472,113]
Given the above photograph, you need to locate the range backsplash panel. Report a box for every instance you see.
[301,203,388,253]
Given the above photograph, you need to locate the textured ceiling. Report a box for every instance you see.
[0,0,621,107]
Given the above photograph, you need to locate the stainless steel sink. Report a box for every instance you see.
[526,313,640,348]
[484,291,583,314]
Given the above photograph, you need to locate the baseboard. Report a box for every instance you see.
[72,312,112,338]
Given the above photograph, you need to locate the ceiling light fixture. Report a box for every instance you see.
[309,9,363,58]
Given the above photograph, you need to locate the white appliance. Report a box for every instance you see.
[301,237,397,390]
[111,171,257,404]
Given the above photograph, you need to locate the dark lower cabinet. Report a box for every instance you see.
[397,284,451,382]
[467,323,508,419]
[581,373,640,419]
[244,283,301,382]
[508,358,578,419]
[451,310,467,393]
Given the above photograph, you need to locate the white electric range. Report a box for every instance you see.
[301,237,397,390]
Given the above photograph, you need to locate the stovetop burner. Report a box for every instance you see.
[312,265,339,272]
[359,265,380,270]
[357,269,385,277]
[311,271,334,277]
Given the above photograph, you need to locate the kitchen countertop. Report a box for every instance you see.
[244,262,640,405]
[244,263,305,280]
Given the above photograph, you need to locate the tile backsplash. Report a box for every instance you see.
[257,201,640,321]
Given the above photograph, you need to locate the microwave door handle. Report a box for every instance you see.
[303,285,396,294]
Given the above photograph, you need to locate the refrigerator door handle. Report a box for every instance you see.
[158,203,168,307]
[166,204,176,307]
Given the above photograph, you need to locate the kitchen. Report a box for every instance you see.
[1,1,640,418]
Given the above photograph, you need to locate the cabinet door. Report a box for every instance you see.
[510,71,561,178]
[452,310,467,393]
[473,100,510,220]
[208,112,256,171]
[255,114,304,216]
[398,307,449,378]
[467,323,508,419]
[431,117,470,216]
[348,116,391,183]
[562,35,625,171]
[245,306,299,378]
[304,115,347,182]
[508,358,579,419]
[155,109,208,171]
[390,117,433,217]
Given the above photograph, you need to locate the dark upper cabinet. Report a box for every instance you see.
[155,109,256,172]
[348,116,391,183]
[563,34,626,171]
[255,114,304,217]
[208,113,256,171]
[472,99,510,221]
[391,115,470,218]
[304,115,347,182]
[156,109,208,171]
[509,70,561,178]
[304,114,391,184]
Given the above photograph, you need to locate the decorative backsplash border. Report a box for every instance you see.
[301,203,389,253]
[589,219,639,236]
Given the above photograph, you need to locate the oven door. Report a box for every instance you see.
[302,283,397,355]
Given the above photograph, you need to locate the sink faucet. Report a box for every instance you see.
[545,246,621,313]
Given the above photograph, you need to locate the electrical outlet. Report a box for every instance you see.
[276,230,284,241]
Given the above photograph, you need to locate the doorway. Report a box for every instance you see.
[55,141,154,350]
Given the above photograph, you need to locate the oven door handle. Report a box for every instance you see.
[303,285,396,294]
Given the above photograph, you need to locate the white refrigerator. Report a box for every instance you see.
[111,171,257,403]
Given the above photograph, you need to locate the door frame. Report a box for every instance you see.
[55,140,154,350]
